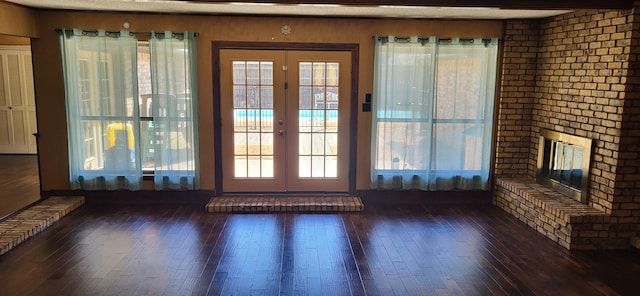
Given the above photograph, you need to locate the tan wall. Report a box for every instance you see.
[0,2,38,37]
[31,10,502,191]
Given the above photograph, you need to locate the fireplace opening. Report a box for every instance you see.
[536,129,593,204]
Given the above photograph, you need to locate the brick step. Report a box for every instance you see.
[206,195,364,213]
[0,196,85,256]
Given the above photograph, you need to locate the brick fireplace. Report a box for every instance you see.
[493,6,640,250]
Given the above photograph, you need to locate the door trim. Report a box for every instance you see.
[212,41,359,195]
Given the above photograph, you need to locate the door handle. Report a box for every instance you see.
[278,130,285,136]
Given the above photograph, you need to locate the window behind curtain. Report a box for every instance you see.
[59,29,198,190]
[371,36,498,191]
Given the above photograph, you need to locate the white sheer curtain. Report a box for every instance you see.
[371,36,498,191]
[149,31,199,189]
[59,29,142,190]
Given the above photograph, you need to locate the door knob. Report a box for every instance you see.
[278,119,284,125]
[278,130,285,135]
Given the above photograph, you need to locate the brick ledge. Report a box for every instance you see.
[496,178,607,223]
[0,196,85,256]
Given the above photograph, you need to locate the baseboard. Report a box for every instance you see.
[42,189,215,206]
[357,189,492,206]
[40,189,491,207]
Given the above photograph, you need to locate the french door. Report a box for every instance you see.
[219,49,352,192]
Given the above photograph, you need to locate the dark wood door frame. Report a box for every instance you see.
[212,41,359,196]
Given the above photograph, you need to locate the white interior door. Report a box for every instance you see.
[220,49,351,193]
[0,46,37,154]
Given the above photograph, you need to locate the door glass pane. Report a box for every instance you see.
[299,155,311,178]
[298,62,339,178]
[232,61,274,178]
[235,156,247,178]
[325,155,338,178]
[261,156,274,178]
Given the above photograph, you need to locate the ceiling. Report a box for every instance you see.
[2,0,587,19]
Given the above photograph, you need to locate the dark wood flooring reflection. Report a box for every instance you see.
[1,202,640,296]
[0,155,40,219]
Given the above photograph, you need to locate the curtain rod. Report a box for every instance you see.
[55,28,198,37]
[374,35,496,43]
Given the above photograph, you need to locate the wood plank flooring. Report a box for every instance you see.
[0,155,40,219]
[1,202,639,295]
[1,154,639,295]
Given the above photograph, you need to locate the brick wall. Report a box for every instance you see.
[615,4,640,247]
[494,20,538,179]
[138,49,152,95]
[495,4,640,249]
[533,9,632,215]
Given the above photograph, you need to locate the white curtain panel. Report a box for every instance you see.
[149,31,199,190]
[371,36,498,190]
[60,29,143,190]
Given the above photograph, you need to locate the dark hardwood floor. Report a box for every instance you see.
[0,201,639,295]
[0,154,40,219]
[1,154,640,295]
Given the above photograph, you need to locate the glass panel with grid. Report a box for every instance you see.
[232,61,274,178]
[298,62,339,178]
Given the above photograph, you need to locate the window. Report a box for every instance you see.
[59,29,198,190]
[371,36,498,191]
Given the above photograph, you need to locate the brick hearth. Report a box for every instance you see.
[494,178,609,249]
